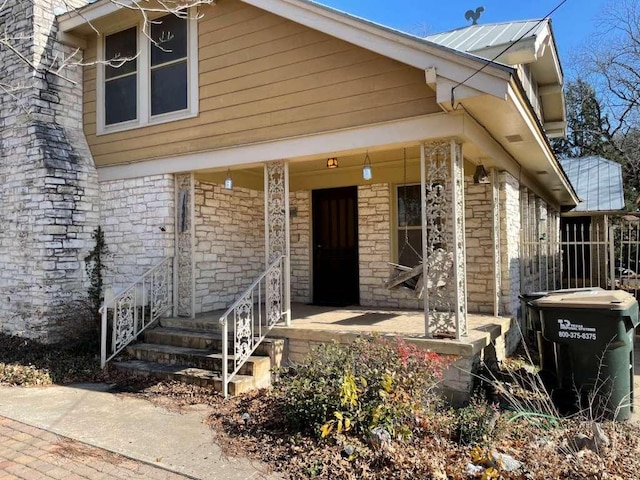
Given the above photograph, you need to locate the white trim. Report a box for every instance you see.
[97,113,465,181]
[57,0,136,32]
[96,10,199,136]
[506,83,577,204]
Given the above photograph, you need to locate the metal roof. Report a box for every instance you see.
[425,20,547,56]
[559,156,625,212]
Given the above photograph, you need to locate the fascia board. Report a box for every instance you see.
[506,82,578,205]
[57,0,128,32]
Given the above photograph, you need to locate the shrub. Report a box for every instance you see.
[272,336,448,442]
[453,397,499,446]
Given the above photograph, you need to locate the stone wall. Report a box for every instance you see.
[357,184,423,310]
[290,191,311,303]
[464,177,494,314]
[499,172,521,318]
[499,171,522,353]
[0,0,99,341]
[193,181,264,313]
[99,175,174,294]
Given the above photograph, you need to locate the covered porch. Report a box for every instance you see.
[177,137,497,341]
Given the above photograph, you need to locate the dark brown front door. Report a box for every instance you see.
[312,187,359,306]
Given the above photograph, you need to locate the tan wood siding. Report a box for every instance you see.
[84,0,440,167]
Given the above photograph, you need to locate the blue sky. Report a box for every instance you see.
[318,0,605,78]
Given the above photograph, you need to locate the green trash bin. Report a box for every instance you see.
[534,290,639,421]
[519,288,603,376]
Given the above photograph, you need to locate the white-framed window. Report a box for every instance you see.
[96,11,199,135]
[396,184,423,267]
[395,183,447,266]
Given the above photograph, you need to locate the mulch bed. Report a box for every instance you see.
[4,332,640,479]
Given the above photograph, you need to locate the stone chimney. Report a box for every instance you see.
[0,0,100,342]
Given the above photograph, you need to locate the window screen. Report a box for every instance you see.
[104,27,137,125]
[150,15,188,116]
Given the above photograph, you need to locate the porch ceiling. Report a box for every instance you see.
[193,145,479,192]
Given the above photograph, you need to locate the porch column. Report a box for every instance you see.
[174,173,195,318]
[264,160,291,326]
[491,168,502,317]
[421,139,467,339]
[450,140,468,338]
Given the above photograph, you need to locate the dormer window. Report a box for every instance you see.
[97,12,198,134]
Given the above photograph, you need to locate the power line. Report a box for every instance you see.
[450,0,569,109]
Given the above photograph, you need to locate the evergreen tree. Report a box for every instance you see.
[551,79,619,160]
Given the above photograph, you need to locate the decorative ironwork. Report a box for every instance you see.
[265,161,287,263]
[422,139,467,338]
[114,290,135,351]
[151,261,171,318]
[219,255,285,397]
[266,266,282,327]
[100,257,174,368]
[264,160,290,328]
[451,140,467,337]
[234,293,254,366]
[491,169,502,317]
[176,174,194,317]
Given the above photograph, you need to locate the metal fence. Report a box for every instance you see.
[554,216,640,296]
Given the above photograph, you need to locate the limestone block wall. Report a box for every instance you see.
[498,172,522,353]
[357,184,422,310]
[499,171,521,319]
[99,175,174,293]
[464,177,494,314]
[194,181,264,313]
[0,0,99,341]
[290,191,311,303]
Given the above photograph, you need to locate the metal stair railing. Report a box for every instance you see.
[219,255,285,397]
[100,257,174,368]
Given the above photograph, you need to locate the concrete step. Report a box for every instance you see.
[125,343,271,378]
[144,327,222,350]
[144,327,283,358]
[113,360,265,395]
[160,317,221,332]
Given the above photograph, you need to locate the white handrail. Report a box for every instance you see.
[219,255,285,397]
[100,257,174,368]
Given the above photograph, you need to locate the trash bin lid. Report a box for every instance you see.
[532,289,636,310]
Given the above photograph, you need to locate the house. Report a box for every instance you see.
[558,156,625,290]
[0,0,579,400]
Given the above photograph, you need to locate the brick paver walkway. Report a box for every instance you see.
[0,416,191,480]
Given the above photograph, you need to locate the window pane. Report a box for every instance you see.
[398,185,422,227]
[105,74,137,125]
[105,27,137,79]
[151,61,187,115]
[398,229,422,267]
[151,14,187,66]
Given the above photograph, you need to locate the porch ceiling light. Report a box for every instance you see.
[327,157,338,169]
[362,152,373,180]
[224,169,233,189]
[473,164,490,184]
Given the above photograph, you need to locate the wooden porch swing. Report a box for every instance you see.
[384,149,453,298]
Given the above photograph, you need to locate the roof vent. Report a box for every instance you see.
[505,134,523,143]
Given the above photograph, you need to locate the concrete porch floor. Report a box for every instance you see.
[192,303,512,358]
[269,303,513,357]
